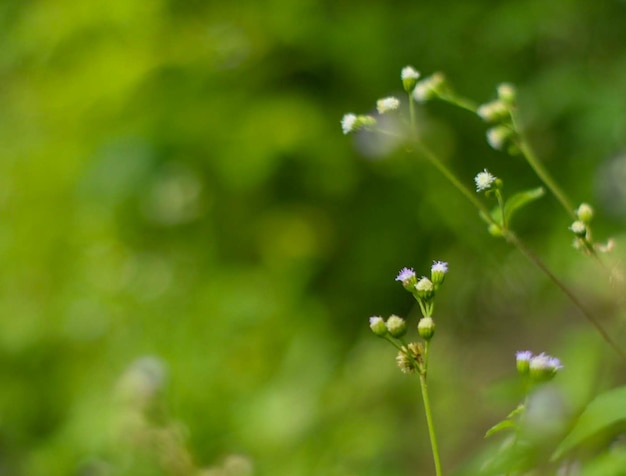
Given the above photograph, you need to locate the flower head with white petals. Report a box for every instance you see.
[341,113,358,135]
[475,169,497,192]
[377,97,400,114]
[401,66,420,81]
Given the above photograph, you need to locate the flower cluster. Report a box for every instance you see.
[516,350,563,383]
[477,83,517,152]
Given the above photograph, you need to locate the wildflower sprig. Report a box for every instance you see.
[342,66,626,360]
[379,261,448,475]
[484,351,564,473]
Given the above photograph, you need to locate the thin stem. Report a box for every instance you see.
[510,110,575,219]
[439,93,479,114]
[409,91,416,130]
[504,232,626,361]
[410,142,626,361]
[420,341,443,476]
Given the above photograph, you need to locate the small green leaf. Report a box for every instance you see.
[485,419,517,438]
[503,187,545,224]
[507,404,525,419]
[552,385,626,460]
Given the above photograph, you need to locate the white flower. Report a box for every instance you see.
[341,113,358,134]
[486,126,510,150]
[475,168,497,192]
[401,66,420,81]
[376,96,400,114]
[431,261,448,274]
[529,353,563,372]
[396,267,416,282]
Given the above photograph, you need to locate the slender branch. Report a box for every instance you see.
[420,341,442,476]
[504,232,626,361]
[509,110,575,219]
[410,141,626,360]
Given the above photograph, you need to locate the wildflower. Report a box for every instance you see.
[430,261,448,287]
[401,66,420,92]
[516,350,533,375]
[415,277,434,301]
[475,169,497,192]
[341,113,357,134]
[529,352,563,382]
[396,267,416,282]
[386,315,407,337]
[396,267,417,291]
[341,114,376,134]
[369,316,387,336]
[376,96,400,114]
[396,342,423,374]
[418,317,435,340]
[569,220,587,238]
[477,100,509,122]
[412,72,446,102]
[497,83,517,105]
[576,203,594,224]
[486,126,512,151]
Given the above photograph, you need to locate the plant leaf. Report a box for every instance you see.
[503,187,544,224]
[552,385,626,460]
[485,419,517,438]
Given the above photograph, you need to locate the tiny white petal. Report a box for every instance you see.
[341,113,357,134]
[376,97,400,114]
[401,66,420,81]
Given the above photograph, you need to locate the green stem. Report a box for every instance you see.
[439,93,479,114]
[504,232,626,361]
[420,341,443,476]
[510,111,575,219]
[410,142,626,361]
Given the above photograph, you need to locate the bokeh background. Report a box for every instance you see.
[2,0,626,474]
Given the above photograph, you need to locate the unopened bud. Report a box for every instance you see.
[386,315,407,338]
[369,316,387,337]
[418,317,435,340]
[576,203,594,224]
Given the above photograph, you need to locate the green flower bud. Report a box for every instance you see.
[386,314,407,338]
[497,83,517,106]
[401,66,420,93]
[576,203,594,224]
[430,261,448,288]
[415,277,434,301]
[528,353,563,383]
[369,316,387,337]
[418,317,435,341]
[569,220,587,238]
[516,351,532,376]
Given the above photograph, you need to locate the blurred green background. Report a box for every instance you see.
[2,0,626,474]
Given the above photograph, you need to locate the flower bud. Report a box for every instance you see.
[401,66,420,93]
[417,317,435,340]
[412,72,447,102]
[497,83,517,106]
[430,261,448,288]
[395,267,417,291]
[516,350,532,376]
[569,220,587,238]
[576,203,594,224]
[528,353,563,383]
[477,100,509,122]
[386,315,407,338]
[415,277,434,301]
[369,316,387,337]
[376,96,400,114]
[486,126,512,151]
